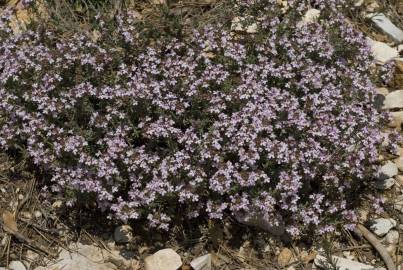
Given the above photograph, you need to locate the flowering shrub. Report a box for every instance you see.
[0,0,386,236]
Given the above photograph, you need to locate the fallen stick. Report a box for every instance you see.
[354,223,396,270]
[0,218,57,257]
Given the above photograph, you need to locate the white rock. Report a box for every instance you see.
[231,16,258,33]
[37,243,133,270]
[144,249,182,270]
[383,90,403,109]
[190,254,211,270]
[370,218,397,237]
[389,111,403,130]
[384,230,399,245]
[369,13,403,43]
[33,210,42,218]
[375,178,395,189]
[297,9,320,27]
[367,38,399,64]
[26,250,39,261]
[302,9,320,24]
[378,161,398,180]
[314,255,383,270]
[8,261,26,270]
[114,225,133,244]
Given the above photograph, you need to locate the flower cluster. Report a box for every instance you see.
[0,0,386,236]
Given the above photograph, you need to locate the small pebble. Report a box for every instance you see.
[384,230,399,245]
[378,161,398,180]
[8,261,27,270]
[370,218,397,237]
[33,211,42,218]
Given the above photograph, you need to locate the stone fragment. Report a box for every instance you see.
[367,38,399,64]
[302,9,320,24]
[144,249,182,270]
[370,218,397,237]
[26,249,39,260]
[113,225,133,244]
[378,161,398,180]
[369,13,403,43]
[315,255,383,270]
[190,254,212,270]
[8,261,26,270]
[34,243,135,270]
[384,230,399,245]
[383,90,403,109]
[33,210,42,218]
[231,16,258,33]
[389,111,403,130]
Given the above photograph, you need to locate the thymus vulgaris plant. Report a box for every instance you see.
[0,0,392,237]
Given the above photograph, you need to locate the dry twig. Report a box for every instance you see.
[354,223,396,270]
[1,211,56,257]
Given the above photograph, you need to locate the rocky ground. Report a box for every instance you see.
[2,0,403,269]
